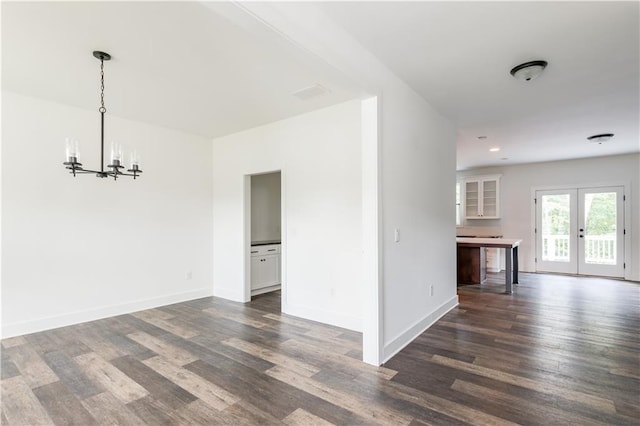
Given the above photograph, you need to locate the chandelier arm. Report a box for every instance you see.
[71,169,99,174]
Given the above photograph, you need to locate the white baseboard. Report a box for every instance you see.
[1,288,213,339]
[251,284,281,296]
[282,302,362,332]
[382,295,459,363]
[213,286,245,303]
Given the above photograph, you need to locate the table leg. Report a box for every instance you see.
[505,248,513,294]
[513,246,519,284]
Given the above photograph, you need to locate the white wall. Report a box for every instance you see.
[458,153,640,281]
[1,91,213,337]
[224,2,459,364]
[379,80,458,361]
[251,172,281,242]
[212,100,363,330]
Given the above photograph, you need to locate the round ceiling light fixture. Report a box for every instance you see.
[587,133,614,144]
[510,60,548,81]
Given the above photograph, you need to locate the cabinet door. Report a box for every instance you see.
[481,178,499,218]
[485,247,501,272]
[464,176,500,219]
[260,255,280,288]
[465,180,480,218]
[250,256,262,289]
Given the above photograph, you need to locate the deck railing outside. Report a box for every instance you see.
[542,235,616,264]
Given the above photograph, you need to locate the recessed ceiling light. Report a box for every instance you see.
[489,147,500,152]
[477,136,487,140]
[510,60,548,81]
[587,133,614,144]
[500,157,509,161]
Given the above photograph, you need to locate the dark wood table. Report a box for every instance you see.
[456,237,522,294]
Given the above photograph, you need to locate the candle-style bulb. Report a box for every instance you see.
[130,150,140,167]
[65,138,79,161]
[110,141,122,163]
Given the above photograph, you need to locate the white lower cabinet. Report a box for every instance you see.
[250,244,281,295]
[485,247,501,272]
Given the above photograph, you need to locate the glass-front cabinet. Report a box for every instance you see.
[464,175,501,219]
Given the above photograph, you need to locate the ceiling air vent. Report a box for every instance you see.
[292,84,330,100]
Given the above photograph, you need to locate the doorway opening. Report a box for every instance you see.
[248,171,282,308]
[535,186,625,278]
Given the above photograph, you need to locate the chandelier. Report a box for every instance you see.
[63,51,142,180]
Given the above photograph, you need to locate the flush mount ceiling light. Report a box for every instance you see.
[510,60,548,81]
[477,135,488,140]
[587,133,614,144]
[63,51,143,180]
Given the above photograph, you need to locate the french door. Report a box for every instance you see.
[535,186,624,278]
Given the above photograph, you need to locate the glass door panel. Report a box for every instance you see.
[578,187,624,277]
[536,189,577,274]
[536,186,624,278]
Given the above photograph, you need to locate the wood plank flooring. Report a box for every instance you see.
[2,273,639,425]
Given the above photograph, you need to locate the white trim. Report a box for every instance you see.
[243,174,252,303]
[361,96,383,365]
[462,173,502,182]
[213,285,243,302]
[382,295,459,364]
[251,285,281,297]
[280,169,288,311]
[531,181,632,280]
[1,288,213,339]
[244,170,285,304]
[283,302,362,332]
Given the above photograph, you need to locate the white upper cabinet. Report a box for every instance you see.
[464,175,501,219]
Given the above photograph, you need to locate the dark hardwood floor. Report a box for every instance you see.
[1,273,639,425]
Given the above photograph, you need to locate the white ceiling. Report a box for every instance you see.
[1,1,362,138]
[318,1,640,170]
[3,1,639,170]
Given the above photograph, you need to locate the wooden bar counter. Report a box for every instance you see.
[456,237,522,294]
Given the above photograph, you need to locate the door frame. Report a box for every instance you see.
[530,181,631,280]
[244,170,286,308]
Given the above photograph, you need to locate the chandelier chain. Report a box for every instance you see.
[99,59,106,114]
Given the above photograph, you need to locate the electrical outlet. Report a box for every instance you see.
[186,271,192,280]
